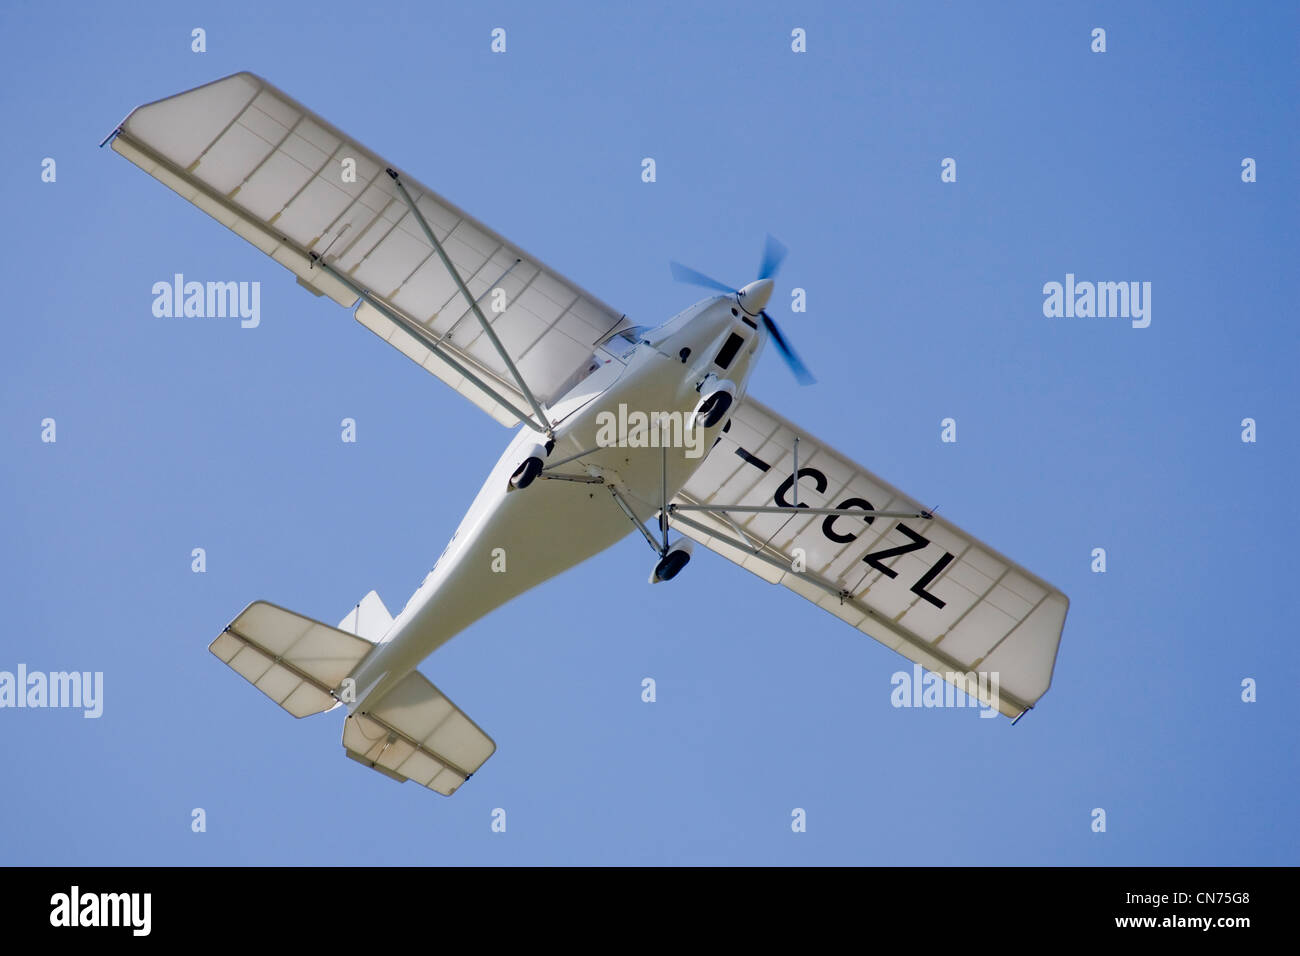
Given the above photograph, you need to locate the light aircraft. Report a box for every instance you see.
[107,73,1069,796]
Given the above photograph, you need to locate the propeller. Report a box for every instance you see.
[756,234,787,282]
[759,310,815,385]
[668,261,734,294]
[668,234,815,385]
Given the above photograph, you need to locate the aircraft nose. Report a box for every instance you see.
[737,278,774,316]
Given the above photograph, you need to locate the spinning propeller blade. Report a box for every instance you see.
[761,310,816,385]
[757,233,787,281]
[668,261,735,294]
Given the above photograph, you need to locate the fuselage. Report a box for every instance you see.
[347,292,769,711]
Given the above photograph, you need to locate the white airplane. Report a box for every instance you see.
[107,73,1069,796]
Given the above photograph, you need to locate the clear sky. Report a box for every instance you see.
[2,0,1296,865]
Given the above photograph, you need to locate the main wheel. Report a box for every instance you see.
[653,549,691,582]
[510,456,544,490]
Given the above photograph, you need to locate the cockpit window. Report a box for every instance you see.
[599,325,652,360]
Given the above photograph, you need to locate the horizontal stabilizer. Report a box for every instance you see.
[209,601,374,717]
[343,670,496,796]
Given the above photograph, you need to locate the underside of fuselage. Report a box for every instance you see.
[347,296,766,710]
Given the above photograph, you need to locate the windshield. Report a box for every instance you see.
[600,325,652,360]
[551,325,651,399]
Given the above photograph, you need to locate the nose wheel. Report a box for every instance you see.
[606,477,696,584]
[695,390,732,429]
[651,547,691,583]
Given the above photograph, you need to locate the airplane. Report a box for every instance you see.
[106,73,1069,796]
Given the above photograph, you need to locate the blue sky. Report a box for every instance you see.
[2,0,1296,865]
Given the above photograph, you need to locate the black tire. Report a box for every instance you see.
[654,549,691,582]
[510,456,544,490]
[698,391,733,429]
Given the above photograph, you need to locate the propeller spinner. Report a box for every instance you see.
[669,235,815,385]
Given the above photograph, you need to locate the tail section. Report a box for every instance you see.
[209,593,496,796]
[337,590,394,642]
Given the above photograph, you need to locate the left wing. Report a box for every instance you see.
[669,397,1069,719]
[108,72,629,427]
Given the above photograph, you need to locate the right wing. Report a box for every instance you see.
[109,72,629,426]
[670,397,1069,719]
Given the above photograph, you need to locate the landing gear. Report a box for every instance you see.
[607,482,696,584]
[507,439,555,491]
[689,376,736,432]
[651,542,693,583]
[695,390,732,429]
[510,456,544,490]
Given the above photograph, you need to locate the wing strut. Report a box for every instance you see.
[309,255,547,434]
[660,440,670,553]
[387,170,555,438]
[676,433,933,519]
[541,445,602,472]
[669,503,932,518]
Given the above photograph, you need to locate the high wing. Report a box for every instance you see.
[108,72,629,427]
[669,397,1069,719]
